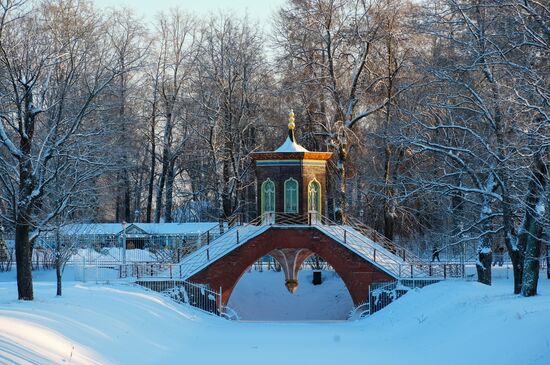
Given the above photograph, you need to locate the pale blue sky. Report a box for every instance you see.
[94,0,286,28]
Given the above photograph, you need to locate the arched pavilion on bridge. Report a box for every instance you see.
[173,111,462,309]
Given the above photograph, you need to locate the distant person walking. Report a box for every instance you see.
[431,246,441,262]
[493,246,505,267]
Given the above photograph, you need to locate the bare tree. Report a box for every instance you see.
[153,9,197,223]
[193,14,268,219]
[399,0,549,289]
[0,0,129,299]
[275,0,414,222]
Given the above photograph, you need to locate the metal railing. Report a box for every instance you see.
[175,212,336,280]
[369,279,441,315]
[248,256,334,272]
[196,213,242,246]
[65,212,464,282]
[136,279,222,316]
[71,261,232,318]
[349,278,441,320]
[72,261,183,282]
[257,212,463,278]
[72,261,131,283]
[174,214,269,280]
[172,212,464,281]
[301,213,464,278]
[343,215,465,278]
[174,211,400,279]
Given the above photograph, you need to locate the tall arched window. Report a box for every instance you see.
[261,178,275,214]
[284,178,299,213]
[308,179,321,223]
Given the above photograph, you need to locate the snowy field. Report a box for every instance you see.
[228,270,354,320]
[0,270,549,365]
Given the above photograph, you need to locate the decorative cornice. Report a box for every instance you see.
[256,159,327,167]
[251,151,333,161]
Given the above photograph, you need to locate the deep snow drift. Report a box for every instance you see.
[0,272,549,365]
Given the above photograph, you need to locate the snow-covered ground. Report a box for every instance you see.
[0,269,549,365]
[0,265,118,283]
[228,270,353,320]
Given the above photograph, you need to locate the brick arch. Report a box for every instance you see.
[189,227,395,306]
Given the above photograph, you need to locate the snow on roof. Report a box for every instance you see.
[61,223,123,236]
[59,222,218,236]
[274,136,308,153]
[134,223,218,235]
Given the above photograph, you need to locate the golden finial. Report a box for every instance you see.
[288,109,296,130]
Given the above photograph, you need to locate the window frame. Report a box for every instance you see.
[283,178,299,213]
[261,178,276,214]
[307,178,322,214]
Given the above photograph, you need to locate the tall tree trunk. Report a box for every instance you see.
[221,100,233,219]
[477,200,493,286]
[56,262,62,296]
[146,117,156,223]
[123,168,131,222]
[476,244,492,286]
[335,140,347,223]
[54,226,62,296]
[476,174,495,285]
[383,144,395,240]
[222,155,232,218]
[155,165,166,223]
[521,216,543,296]
[133,161,145,222]
[494,108,518,291]
[15,91,37,300]
[155,114,172,223]
[118,65,132,222]
[115,172,120,222]
[164,159,175,223]
[55,230,62,297]
[221,126,232,219]
[471,3,509,289]
[15,216,33,300]
[383,27,395,240]
[508,200,524,294]
[520,153,547,296]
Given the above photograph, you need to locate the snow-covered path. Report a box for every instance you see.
[0,274,549,365]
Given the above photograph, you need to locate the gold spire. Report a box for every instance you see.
[288,109,296,130]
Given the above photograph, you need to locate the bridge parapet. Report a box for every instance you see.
[176,212,464,281]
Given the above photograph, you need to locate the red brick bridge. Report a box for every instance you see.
[173,213,462,308]
[188,225,395,306]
